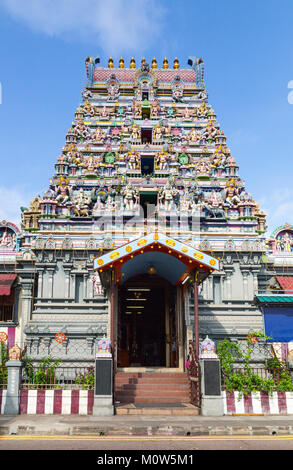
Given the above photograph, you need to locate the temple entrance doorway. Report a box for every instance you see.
[117,274,178,369]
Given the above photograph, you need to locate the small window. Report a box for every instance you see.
[140,157,154,175]
[141,129,152,144]
[213,276,221,304]
[0,293,14,322]
[75,275,84,303]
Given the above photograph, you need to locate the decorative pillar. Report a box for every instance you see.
[241,270,249,300]
[64,269,71,299]
[4,345,24,415]
[194,279,199,357]
[199,336,224,416]
[92,339,114,416]
[37,268,44,298]
[18,277,34,349]
[4,360,22,414]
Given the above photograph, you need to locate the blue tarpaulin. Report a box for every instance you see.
[263,306,293,342]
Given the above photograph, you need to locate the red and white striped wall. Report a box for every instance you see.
[2,389,293,415]
[223,391,293,415]
[18,390,94,415]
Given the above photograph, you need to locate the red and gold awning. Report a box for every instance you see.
[0,274,17,296]
[94,232,219,285]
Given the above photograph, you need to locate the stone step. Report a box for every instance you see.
[115,383,190,391]
[115,403,199,416]
[116,372,188,379]
[115,396,191,404]
[114,372,191,404]
[115,378,189,386]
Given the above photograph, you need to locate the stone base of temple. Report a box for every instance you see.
[115,403,199,416]
[92,396,114,416]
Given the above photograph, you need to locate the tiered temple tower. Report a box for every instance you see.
[17,56,267,366]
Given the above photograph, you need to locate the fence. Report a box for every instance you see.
[0,366,7,389]
[21,364,95,390]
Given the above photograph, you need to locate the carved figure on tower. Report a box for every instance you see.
[153,123,164,140]
[107,74,120,101]
[132,100,142,118]
[187,128,201,144]
[158,182,178,212]
[151,100,160,118]
[83,100,95,117]
[224,179,241,207]
[171,77,184,102]
[127,151,139,170]
[73,119,91,141]
[131,123,141,140]
[99,106,110,120]
[71,188,92,217]
[202,120,218,142]
[195,158,211,175]
[156,152,169,171]
[121,183,139,211]
[56,177,70,205]
[203,191,225,218]
[93,127,106,143]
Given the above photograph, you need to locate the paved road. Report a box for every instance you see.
[1,435,293,452]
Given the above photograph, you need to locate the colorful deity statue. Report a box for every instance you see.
[224,179,241,208]
[99,106,110,120]
[180,188,192,212]
[202,120,218,142]
[71,188,92,217]
[83,99,95,117]
[158,182,178,212]
[83,155,101,173]
[56,177,70,205]
[132,100,142,118]
[121,183,139,211]
[107,81,119,101]
[211,145,227,168]
[276,231,293,252]
[156,152,169,171]
[93,127,106,143]
[203,191,225,218]
[195,158,211,175]
[182,107,192,120]
[73,119,91,141]
[171,79,184,102]
[195,101,209,118]
[187,128,201,144]
[151,100,160,118]
[92,273,104,295]
[126,151,139,170]
[131,123,141,140]
[0,230,16,249]
[153,123,164,140]
[197,89,208,101]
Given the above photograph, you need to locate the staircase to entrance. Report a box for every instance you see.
[114,371,199,415]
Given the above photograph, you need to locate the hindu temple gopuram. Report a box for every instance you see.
[3,55,285,406]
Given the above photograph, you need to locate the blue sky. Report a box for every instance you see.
[0,0,292,235]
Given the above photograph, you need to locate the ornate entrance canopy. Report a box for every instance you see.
[94,232,219,286]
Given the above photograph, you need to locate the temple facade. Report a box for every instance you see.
[0,56,271,374]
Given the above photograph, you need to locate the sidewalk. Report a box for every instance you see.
[1,414,293,437]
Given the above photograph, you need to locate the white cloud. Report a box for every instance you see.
[0,185,33,228]
[259,187,293,235]
[1,0,165,53]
